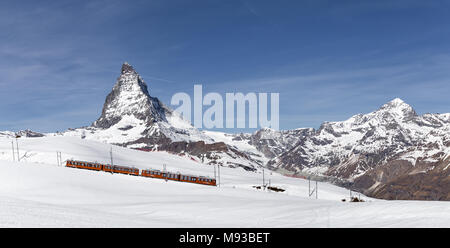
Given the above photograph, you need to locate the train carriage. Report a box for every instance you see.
[141,169,165,179]
[197,176,216,186]
[103,164,139,176]
[66,160,103,171]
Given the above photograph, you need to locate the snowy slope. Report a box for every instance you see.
[1,136,450,227]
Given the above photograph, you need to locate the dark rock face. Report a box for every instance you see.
[369,165,450,201]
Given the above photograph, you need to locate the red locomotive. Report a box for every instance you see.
[66,160,216,186]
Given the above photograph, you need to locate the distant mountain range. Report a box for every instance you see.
[5,63,449,200]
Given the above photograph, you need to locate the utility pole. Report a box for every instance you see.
[110,146,114,166]
[163,164,167,182]
[262,168,265,190]
[316,180,318,199]
[11,140,15,162]
[308,177,311,197]
[15,136,20,162]
[217,164,220,187]
[56,151,62,166]
[110,146,114,174]
[308,176,318,199]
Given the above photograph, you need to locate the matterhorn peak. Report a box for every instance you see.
[121,62,137,75]
[93,63,167,129]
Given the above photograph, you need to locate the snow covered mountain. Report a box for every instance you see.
[268,98,450,200]
[59,63,265,171]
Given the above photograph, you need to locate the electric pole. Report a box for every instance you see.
[308,177,310,197]
[56,151,62,166]
[316,180,318,199]
[217,164,220,187]
[262,168,265,190]
[15,136,20,162]
[110,146,114,166]
[163,164,167,182]
[11,140,15,162]
[110,146,114,174]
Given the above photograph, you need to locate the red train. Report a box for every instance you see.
[66,160,216,186]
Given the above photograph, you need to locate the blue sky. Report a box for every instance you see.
[1,0,450,133]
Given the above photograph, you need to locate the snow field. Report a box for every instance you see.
[0,136,450,227]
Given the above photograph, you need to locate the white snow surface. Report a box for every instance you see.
[1,136,450,227]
